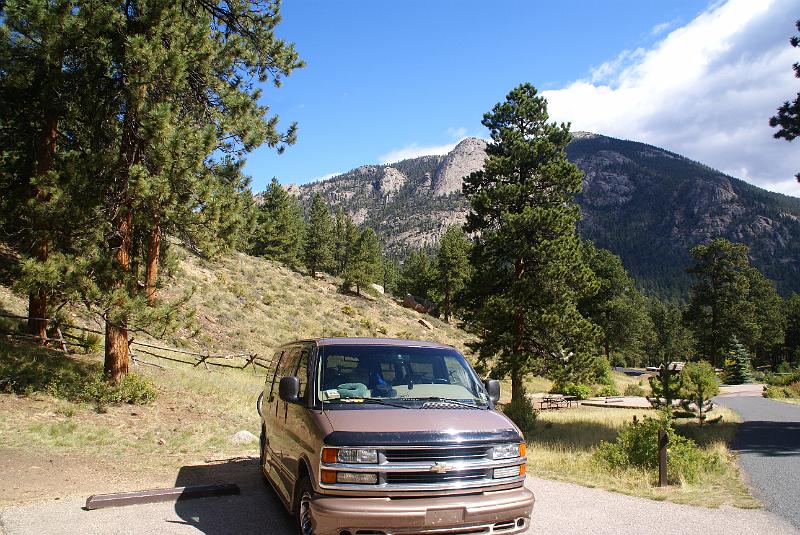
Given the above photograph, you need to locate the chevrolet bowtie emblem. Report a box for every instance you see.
[430,462,452,474]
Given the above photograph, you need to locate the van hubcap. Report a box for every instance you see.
[299,491,313,535]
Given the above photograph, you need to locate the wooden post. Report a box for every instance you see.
[55,322,68,353]
[658,428,668,487]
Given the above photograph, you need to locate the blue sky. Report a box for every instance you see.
[247,0,800,197]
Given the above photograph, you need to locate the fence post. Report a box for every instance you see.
[54,321,68,353]
[658,427,668,487]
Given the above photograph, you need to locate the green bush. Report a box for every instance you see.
[596,384,620,397]
[551,381,593,400]
[764,381,800,400]
[764,369,800,387]
[0,343,156,405]
[502,396,538,440]
[623,383,647,397]
[594,412,721,484]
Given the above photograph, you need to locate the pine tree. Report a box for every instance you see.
[251,178,305,266]
[685,239,757,367]
[769,19,800,183]
[579,240,653,366]
[745,267,785,368]
[332,206,349,276]
[724,339,753,385]
[462,83,599,405]
[786,294,800,366]
[645,299,694,411]
[381,257,399,296]
[397,250,435,302]
[0,1,106,340]
[436,226,471,322]
[680,361,719,424]
[303,193,334,277]
[344,228,381,295]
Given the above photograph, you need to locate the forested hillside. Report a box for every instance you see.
[290,134,800,298]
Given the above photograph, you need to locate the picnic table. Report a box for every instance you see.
[540,394,578,410]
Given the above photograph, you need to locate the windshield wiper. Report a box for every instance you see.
[326,397,412,409]
[404,397,486,409]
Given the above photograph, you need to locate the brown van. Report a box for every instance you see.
[258,338,534,535]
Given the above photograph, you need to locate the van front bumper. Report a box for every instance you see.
[310,485,535,535]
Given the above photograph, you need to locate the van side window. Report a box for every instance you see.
[294,349,310,398]
[267,350,284,399]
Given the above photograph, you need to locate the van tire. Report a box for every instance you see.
[259,426,268,484]
[293,476,314,535]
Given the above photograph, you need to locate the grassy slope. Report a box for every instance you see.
[162,250,473,356]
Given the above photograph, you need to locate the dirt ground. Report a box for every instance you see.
[0,447,260,509]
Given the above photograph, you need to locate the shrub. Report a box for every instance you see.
[624,384,647,397]
[502,396,538,439]
[764,381,800,400]
[552,382,593,400]
[764,369,800,387]
[680,361,719,424]
[594,412,720,484]
[0,344,156,405]
[596,384,620,397]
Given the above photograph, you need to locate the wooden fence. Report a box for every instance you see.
[0,312,272,374]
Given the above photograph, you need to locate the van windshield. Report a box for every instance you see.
[317,345,488,408]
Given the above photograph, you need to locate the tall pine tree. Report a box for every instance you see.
[303,193,334,277]
[462,83,598,405]
[344,228,381,296]
[251,178,305,266]
[436,226,471,323]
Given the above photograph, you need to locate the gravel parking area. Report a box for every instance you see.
[1,474,796,535]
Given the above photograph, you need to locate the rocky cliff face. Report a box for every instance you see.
[432,137,487,196]
[283,134,800,297]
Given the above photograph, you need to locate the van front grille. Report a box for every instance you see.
[383,446,490,463]
[385,468,487,484]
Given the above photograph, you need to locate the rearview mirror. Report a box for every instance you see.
[279,376,301,404]
[484,379,500,404]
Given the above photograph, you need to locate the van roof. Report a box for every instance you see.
[281,337,456,349]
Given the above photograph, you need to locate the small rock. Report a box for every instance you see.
[230,430,258,444]
[157,438,166,446]
[419,319,433,330]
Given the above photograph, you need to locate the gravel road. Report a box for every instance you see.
[1,473,796,535]
[715,394,800,530]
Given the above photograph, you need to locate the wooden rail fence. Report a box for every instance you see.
[0,312,271,374]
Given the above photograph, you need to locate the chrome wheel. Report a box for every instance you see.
[298,490,313,535]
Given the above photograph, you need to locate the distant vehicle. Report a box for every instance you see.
[258,337,534,535]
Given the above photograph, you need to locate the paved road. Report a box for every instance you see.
[715,394,800,530]
[1,473,796,535]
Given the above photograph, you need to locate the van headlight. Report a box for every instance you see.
[322,447,378,464]
[492,443,525,460]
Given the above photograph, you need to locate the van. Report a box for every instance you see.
[258,337,534,535]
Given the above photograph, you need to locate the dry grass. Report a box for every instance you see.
[161,250,474,358]
[526,406,759,509]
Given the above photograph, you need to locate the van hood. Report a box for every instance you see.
[322,408,522,446]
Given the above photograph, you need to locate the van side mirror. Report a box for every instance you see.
[279,376,301,404]
[484,379,500,404]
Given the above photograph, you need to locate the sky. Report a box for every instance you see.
[246,0,800,198]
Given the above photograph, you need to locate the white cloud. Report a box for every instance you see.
[309,171,343,182]
[447,126,468,139]
[543,0,800,198]
[377,141,460,164]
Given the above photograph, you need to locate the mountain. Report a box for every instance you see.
[288,133,800,298]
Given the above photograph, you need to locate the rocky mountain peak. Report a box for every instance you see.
[432,137,488,196]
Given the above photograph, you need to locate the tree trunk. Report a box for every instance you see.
[27,109,59,341]
[145,222,160,306]
[105,208,133,384]
[104,76,143,383]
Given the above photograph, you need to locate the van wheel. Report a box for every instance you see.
[293,477,314,535]
[259,427,268,483]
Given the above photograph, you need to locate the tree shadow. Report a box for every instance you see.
[729,421,800,457]
[171,456,293,535]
